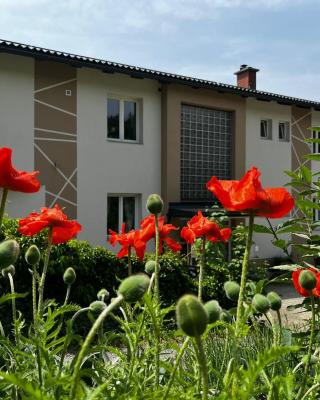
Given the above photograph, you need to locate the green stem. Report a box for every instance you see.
[8,273,18,343]
[32,265,38,325]
[194,335,208,400]
[0,188,8,232]
[69,296,124,399]
[235,213,254,337]
[298,296,316,399]
[37,227,53,317]
[301,382,320,400]
[154,214,160,304]
[161,337,190,400]
[128,247,132,276]
[198,237,206,301]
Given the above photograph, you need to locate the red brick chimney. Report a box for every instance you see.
[234,64,259,90]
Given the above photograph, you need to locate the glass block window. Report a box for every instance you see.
[181,104,232,201]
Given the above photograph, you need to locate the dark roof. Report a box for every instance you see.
[1,38,320,109]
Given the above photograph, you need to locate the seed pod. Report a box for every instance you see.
[2,265,15,277]
[204,300,221,323]
[176,294,208,337]
[25,245,40,266]
[89,301,106,315]
[146,194,164,215]
[145,260,156,274]
[118,274,150,303]
[97,288,110,301]
[299,270,317,290]
[63,267,76,285]
[267,291,282,311]
[224,281,240,301]
[252,294,271,313]
[220,310,232,323]
[0,240,20,269]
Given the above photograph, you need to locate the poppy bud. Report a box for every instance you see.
[118,274,150,303]
[63,267,76,285]
[298,270,317,290]
[97,288,110,301]
[2,265,15,277]
[25,245,40,266]
[89,300,106,315]
[0,240,19,270]
[146,194,164,215]
[267,291,282,311]
[252,294,271,313]
[204,300,221,323]
[176,294,208,337]
[145,260,156,274]
[220,310,232,323]
[224,281,240,301]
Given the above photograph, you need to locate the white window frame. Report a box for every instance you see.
[278,121,290,142]
[260,119,272,140]
[313,130,320,154]
[106,95,141,143]
[107,194,140,233]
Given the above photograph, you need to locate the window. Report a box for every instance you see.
[313,130,320,154]
[107,97,139,142]
[107,195,138,233]
[260,119,272,140]
[279,122,290,142]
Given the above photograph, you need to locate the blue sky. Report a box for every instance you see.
[1,0,320,100]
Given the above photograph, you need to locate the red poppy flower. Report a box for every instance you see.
[18,204,82,244]
[108,224,147,260]
[140,215,182,253]
[181,211,231,244]
[0,148,40,193]
[206,166,294,218]
[292,268,320,297]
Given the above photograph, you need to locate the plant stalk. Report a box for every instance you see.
[154,214,160,304]
[8,273,18,343]
[128,246,132,276]
[235,213,254,337]
[198,237,206,301]
[0,188,8,231]
[194,335,208,400]
[37,227,53,317]
[32,265,38,325]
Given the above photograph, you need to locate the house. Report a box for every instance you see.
[0,39,319,258]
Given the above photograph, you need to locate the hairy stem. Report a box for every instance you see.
[198,237,206,301]
[37,227,53,317]
[128,246,132,276]
[32,265,38,325]
[154,214,160,388]
[194,335,208,400]
[8,273,18,343]
[0,188,8,232]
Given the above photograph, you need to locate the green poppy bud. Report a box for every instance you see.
[89,300,106,315]
[204,300,221,323]
[97,288,110,301]
[145,260,156,274]
[63,267,76,286]
[146,194,164,215]
[118,274,150,303]
[176,294,208,337]
[220,310,232,323]
[0,240,19,270]
[224,281,240,301]
[299,270,317,290]
[252,294,271,313]
[267,291,282,311]
[2,265,15,277]
[25,245,40,266]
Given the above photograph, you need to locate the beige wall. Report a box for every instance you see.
[161,84,246,206]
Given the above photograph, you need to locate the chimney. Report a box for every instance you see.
[234,64,259,90]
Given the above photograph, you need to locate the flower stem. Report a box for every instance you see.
[37,227,53,317]
[194,335,208,400]
[154,214,160,304]
[32,265,38,325]
[198,237,206,301]
[298,296,316,399]
[128,246,132,276]
[0,188,8,232]
[69,295,124,399]
[235,213,254,337]
[8,273,18,343]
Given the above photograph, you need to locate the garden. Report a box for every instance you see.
[0,136,320,399]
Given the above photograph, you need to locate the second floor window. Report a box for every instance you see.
[260,119,272,140]
[107,98,139,142]
[279,121,290,142]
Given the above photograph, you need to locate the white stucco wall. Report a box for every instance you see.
[0,54,45,218]
[311,111,320,175]
[77,69,161,247]
[245,98,292,259]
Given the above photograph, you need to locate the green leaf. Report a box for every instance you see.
[284,170,300,179]
[253,224,273,234]
[271,264,300,271]
[296,199,320,210]
[276,225,306,235]
[308,126,320,132]
[0,292,28,305]
[300,165,312,184]
[272,239,287,250]
[304,153,320,161]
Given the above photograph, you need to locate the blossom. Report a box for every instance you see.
[206,166,294,218]
[181,211,231,244]
[108,224,147,260]
[140,215,182,253]
[292,268,320,298]
[0,148,40,193]
[18,204,82,244]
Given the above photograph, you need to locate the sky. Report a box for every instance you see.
[1,0,320,100]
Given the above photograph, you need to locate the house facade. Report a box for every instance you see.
[1,39,319,258]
